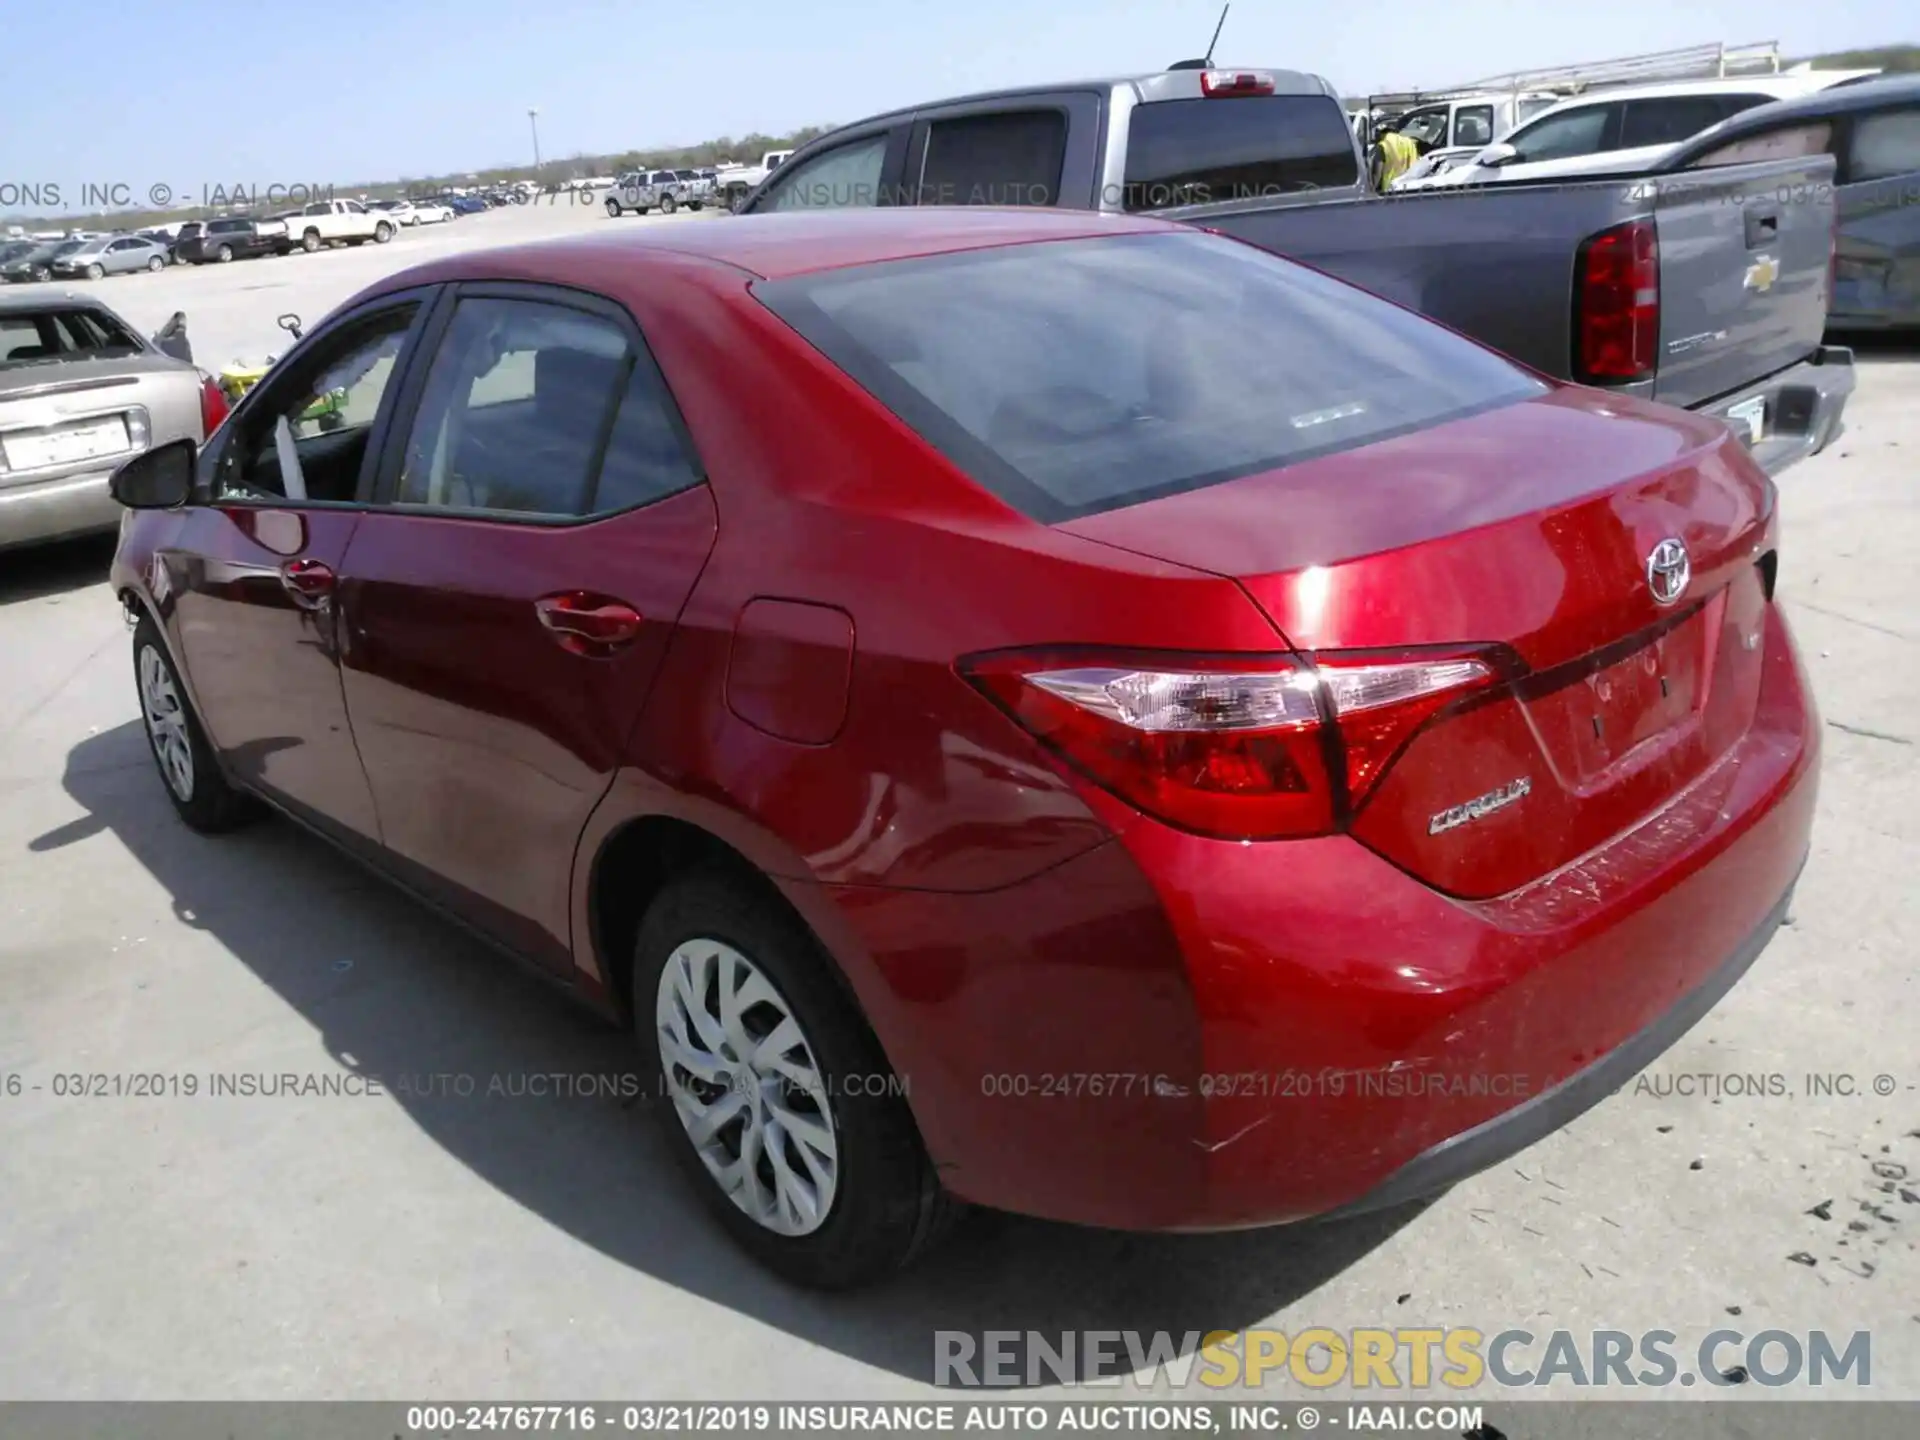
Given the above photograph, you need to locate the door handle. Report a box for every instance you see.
[280,557,336,607]
[535,591,644,657]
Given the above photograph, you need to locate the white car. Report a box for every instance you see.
[408,200,454,224]
[1393,72,1879,189]
[281,199,398,250]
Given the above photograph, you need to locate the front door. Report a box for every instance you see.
[167,296,431,842]
[336,285,718,969]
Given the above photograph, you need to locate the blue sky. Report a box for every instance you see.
[0,0,1908,199]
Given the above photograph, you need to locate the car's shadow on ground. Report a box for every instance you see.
[44,720,1428,1385]
[0,534,116,606]
[1831,329,1920,363]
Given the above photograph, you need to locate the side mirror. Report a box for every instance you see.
[110,438,196,510]
[277,312,304,341]
[1476,143,1520,168]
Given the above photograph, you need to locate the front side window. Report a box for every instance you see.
[1509,104,1619,163]
[223,305,418,504]
[1122,95,1360,208]
[1453,105,1495,147]
[919,110,1068,205]
[394,298,632,517]
[1689,122,1834,168]
[757,231,1544,522]
[759,135,890,211]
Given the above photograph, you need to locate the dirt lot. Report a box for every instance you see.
[0,205,1914,1405]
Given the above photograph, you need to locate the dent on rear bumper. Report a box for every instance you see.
[826,606,1820,1231]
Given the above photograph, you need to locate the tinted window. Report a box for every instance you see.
[1510,104,1618,162]
[1849,107,1920,181]
[1621,95,1763,149]
[207,220,249,233]
[1122,95,1360,208]
[1453,105,1495,147]
[918,110,1067,205]
[592,356,704,512]
[760,135,890,211]
[395,298,628,517]
[757,231,1544,523]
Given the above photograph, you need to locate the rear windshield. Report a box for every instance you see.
[0,307,144,369]
[756,230,1545,522]
[1123,95,1361,209]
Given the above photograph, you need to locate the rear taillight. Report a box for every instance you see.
[1200,69,1277,97]
[1574,219,1659,384]
[960,646,1501,840]
[198,371,229,440]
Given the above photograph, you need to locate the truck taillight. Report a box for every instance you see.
[959,646,1501,840]
[1574,218,1659,384]
[199,372,229,440]
[1200,69,1277,97]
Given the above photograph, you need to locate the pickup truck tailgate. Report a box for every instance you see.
[1650,156,1835,410]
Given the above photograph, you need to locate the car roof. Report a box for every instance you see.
[385,206,1181,285]
[0,287,119,315]
[1519,72,1864,121]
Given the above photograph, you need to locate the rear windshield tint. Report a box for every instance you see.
[756,231,1545,523]
[1123,95,1361,209]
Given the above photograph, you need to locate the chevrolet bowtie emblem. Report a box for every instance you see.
[1744,254,1780,293]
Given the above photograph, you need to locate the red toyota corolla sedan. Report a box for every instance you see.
[107,208,1818,1288]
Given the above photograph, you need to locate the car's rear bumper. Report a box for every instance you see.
[816,604,1820,1230]
[0,469,121,550]
[1695,345,1854,477]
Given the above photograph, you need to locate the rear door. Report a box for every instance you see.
[336,283,718,971]
[1649,153,1837,408]
[903,95,1098,207]
[1834,102,1920,323]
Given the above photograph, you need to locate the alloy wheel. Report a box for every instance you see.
[656,938,839,1236]
[139,645,194,802]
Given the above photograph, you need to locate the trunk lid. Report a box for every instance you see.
[1645,155,1836,411]
[1058,387,1778,897]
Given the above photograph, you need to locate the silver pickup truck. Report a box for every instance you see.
[738,64,1853,473]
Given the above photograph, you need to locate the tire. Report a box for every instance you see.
[659,194,677,215]
[86,263,105,280]
[147,256,164,272]
[635,204,651,216]
[133,617,261,834]
[216,245,233,263]
[606,197,621,217]
[302,229,322,253]
[374,222,394,243]
[635,871,958,1289]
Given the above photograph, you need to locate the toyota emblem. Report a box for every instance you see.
[1646,538,1690,606]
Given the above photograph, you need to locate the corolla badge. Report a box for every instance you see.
[1646,537,1691,606]
[1428,777,1531,836]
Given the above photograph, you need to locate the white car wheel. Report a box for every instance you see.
[656,937,840,1237]
[139,644,195,802]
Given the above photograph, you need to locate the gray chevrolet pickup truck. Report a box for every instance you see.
[738,64,1854,474]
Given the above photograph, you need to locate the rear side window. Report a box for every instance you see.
[757,231,1544,523]
[1848,108,1920,181]
[760,135,890,211]
[1621,95,1767,149]
[1122,95,1359,209]
[918,110,1067,205]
